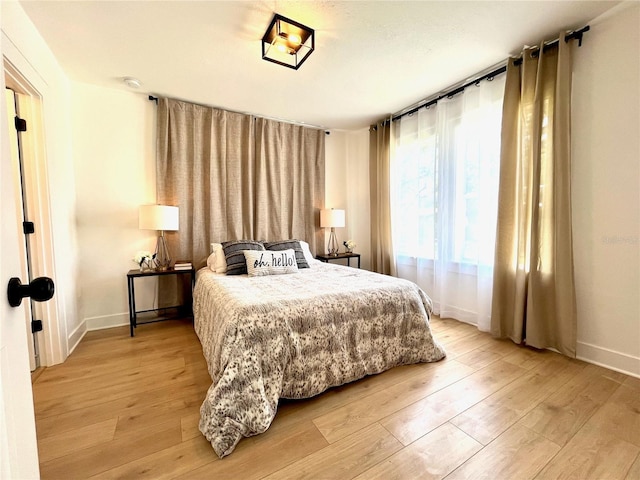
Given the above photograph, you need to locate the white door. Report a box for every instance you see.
[0,58,41,478]
[5,88,38,371]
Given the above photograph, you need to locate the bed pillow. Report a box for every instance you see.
[222,240,265,275]
[209,242,227,273]
[206,252,216,272]
[263,239,309,269]
[299,240,317,266]
[243,249,299,277]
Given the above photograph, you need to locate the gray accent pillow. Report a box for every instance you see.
[222,240,265,275]
[263,239,309,268]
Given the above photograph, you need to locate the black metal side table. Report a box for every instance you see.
[126,267,196,336]
[316,252,361,268]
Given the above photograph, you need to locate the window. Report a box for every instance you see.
[391,78,505,269]
[393,125,437,259]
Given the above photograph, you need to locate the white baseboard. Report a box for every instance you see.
[577,341,640,379]
[85,312,129,331]
[67,320,87,355]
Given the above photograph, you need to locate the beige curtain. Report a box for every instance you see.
[254,117,325,252]
[491,33,577,357]
[156,98,325,269]
[369,119,396,275]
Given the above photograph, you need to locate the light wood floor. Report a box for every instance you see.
[33,317,640,479]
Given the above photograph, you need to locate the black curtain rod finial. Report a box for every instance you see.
[573,26,589,47]
[148,95,158,104]
[568,25,589,46]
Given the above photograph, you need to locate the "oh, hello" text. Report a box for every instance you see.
[253,252,295,268]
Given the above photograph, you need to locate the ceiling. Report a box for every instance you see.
[19,0,618,130]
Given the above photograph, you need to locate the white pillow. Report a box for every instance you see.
[206,252,216,271]
[299,240,317,266]
[209,242,227,273]
[243,249,298,277]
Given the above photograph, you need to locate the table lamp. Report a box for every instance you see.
[320,208,345,256]
[139,205,179,270]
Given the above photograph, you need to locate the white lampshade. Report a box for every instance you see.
[139,205,179,231]
[320,209,345,228]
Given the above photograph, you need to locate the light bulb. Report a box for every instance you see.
[288,33,301,45]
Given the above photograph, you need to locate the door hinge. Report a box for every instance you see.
[23,221,35,234]
[15,116,27,132]
[31,320,43,333]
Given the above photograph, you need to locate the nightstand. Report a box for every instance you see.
[126,267,196,336]
[316,252,361,268]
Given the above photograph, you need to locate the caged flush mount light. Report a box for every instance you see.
[261,13,314,70]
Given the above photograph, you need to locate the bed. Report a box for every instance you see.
[193,257,446,458]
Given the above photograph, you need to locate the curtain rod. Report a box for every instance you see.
[147,95,330,134]
[390,25,590,123]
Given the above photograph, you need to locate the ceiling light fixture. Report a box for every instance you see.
[261,14,314,70]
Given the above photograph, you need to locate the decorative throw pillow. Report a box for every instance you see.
[243,249,299,277]
[263,239,309,268]
[222,240,265,275]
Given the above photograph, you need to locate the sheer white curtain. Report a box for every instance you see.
[391,76,505,330]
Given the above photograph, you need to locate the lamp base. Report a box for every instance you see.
[154,232,172,270]
[327,229,339,256]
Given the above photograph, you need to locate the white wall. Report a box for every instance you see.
[71,82,158,330]
[572,2,640,376]
[325,131,348,208]
[324,131,347,259]
[345,128,372,271]
[325,129,371,270]
[1,1,78,365]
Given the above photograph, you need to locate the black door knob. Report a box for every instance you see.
[7,277,55,307]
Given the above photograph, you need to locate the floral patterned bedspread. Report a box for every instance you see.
[193,261,446,457]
